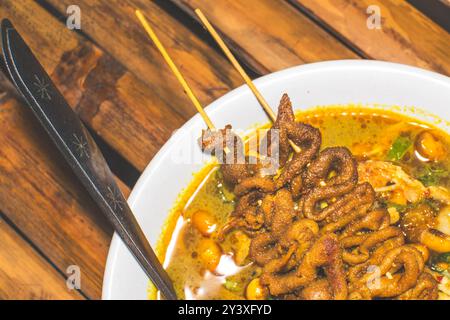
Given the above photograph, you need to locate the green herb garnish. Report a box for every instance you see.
[223,278,241,292]
[423,198,442,212]
[386,202,408,213]
[417,165,449,187]
[386,136,413,161]
[438,253,450,264]
[430,253,450,274]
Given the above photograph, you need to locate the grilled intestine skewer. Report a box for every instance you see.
[195,9,302,154]
[136,9,277,185]
[137,9,255,161]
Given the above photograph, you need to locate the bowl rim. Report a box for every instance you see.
[102,59,450,299]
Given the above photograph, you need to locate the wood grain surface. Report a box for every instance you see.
[290,0,450,75]
[0,1,136,299]
[44,0,243,119]
[0,217,83,300]
[1,0,187,171]
[0,87,120,299]
[170,0,359,74]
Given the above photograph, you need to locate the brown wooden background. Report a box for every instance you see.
[0,0,449,299]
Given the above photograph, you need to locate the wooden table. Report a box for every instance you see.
[0,0,449,300]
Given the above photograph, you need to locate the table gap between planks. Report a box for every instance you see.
[0,0,448,299]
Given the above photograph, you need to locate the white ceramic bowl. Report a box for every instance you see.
[102,60,450,300]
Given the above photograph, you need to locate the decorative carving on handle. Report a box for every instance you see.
[106,186,125,211]
[72,134,90,159]
[32,74,51,100]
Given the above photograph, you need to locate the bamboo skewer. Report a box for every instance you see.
[135,10,215,130]
[194,9,301,153]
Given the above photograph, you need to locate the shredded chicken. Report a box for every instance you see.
[358,160,450,204]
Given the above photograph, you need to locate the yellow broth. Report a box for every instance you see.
[156,107,450,300]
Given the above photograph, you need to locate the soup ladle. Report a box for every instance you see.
[0,19,177,300]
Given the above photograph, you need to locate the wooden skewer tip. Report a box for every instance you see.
[135,9,215,130]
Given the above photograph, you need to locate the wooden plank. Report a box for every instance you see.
[408,0,450,32]
[0,86,122,299]
[44,0,243,118]
[170,0,359,74]
[1,0,186,171]
[290,0,450,75]
[0,217,83,300]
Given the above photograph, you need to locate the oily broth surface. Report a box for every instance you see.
[163,168,258,299]
[303,108,450,189]
[159,108,450,300]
